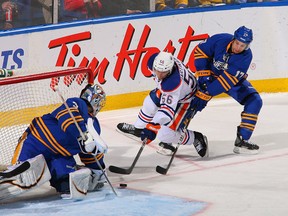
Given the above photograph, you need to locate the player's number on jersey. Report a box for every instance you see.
[235,70,245,79]
[182,70,197,90]
[161,93,173,105]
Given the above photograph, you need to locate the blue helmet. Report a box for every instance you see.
[234,26,253,44]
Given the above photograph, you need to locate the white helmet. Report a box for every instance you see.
[153,52,174,73]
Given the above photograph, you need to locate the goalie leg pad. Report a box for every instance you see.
[0,164,8,172]
[88,169,106,192]
[61,168,91,200]
[0,154,51,201]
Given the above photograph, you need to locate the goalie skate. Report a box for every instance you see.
[116,123,143,142]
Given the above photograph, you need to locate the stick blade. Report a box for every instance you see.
[156,165,168,175]
[109,165,132,175]
[0,161,30,179]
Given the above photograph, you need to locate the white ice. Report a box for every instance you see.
[0,93,288,216]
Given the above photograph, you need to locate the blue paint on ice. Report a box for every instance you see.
[0,188,207,216]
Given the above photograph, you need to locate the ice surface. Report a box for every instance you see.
[1,93,288,216]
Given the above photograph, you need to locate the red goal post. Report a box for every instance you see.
[0,67,94,165]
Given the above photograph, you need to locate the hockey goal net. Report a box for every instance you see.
[0,67,94,165]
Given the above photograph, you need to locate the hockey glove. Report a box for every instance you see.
[198,76,212,90]
[78,132,106,155]
[141,122,161,144]
[191,90,212,112]
[196,70,212,90]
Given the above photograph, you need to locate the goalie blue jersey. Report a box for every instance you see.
[12,97,103,171]
[194,33,253,97]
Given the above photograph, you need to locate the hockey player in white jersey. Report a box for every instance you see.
[117,51,209,157]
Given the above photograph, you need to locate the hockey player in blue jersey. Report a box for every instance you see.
[192,26,263,154]
[4,83,108,199]
[117,51,209,157]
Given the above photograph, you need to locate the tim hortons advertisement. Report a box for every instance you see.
[0,5,288,96]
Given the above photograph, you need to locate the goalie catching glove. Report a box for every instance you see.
[78,132,107,155]
[78,132,96,155]
[78,118,108,155]
[141,122,161,144]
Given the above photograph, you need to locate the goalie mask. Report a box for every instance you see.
[80,84,106,116]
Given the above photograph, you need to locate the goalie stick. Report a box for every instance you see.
[156,109,197,175]
[109,139,147,175]
[55,87,118,197]
[0,161,30,179]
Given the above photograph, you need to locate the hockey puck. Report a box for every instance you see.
[119,183,127,188]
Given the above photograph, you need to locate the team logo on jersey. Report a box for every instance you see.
[223,54,230,62]
[73,101,79,109]
[213,59,228,71]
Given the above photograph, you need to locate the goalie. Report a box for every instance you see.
[0,83,108,200]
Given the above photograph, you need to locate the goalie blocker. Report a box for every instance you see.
[0,154,106,201]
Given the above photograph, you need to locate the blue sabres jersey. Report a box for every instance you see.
[15,97,102,170]
[194,33,253,96]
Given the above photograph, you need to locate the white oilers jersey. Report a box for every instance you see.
[152,57,198,126]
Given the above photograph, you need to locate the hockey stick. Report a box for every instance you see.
[109,139,147,175]
[55,87,118,196]
[156,142,181,175]
[156,109,197,175]
[0,161,30,180]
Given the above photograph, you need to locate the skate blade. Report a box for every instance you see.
[203,135,209,157]
[233,146,259,155]
[116,128,141,142]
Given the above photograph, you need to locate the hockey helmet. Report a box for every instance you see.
[153,52,174,74]
[234,26,253,45]
[80,84,106,116]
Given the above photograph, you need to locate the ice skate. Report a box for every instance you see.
[233,127,259,154]
[116,123,143,140]
[193,132,209,157]
[157,142,176,156]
